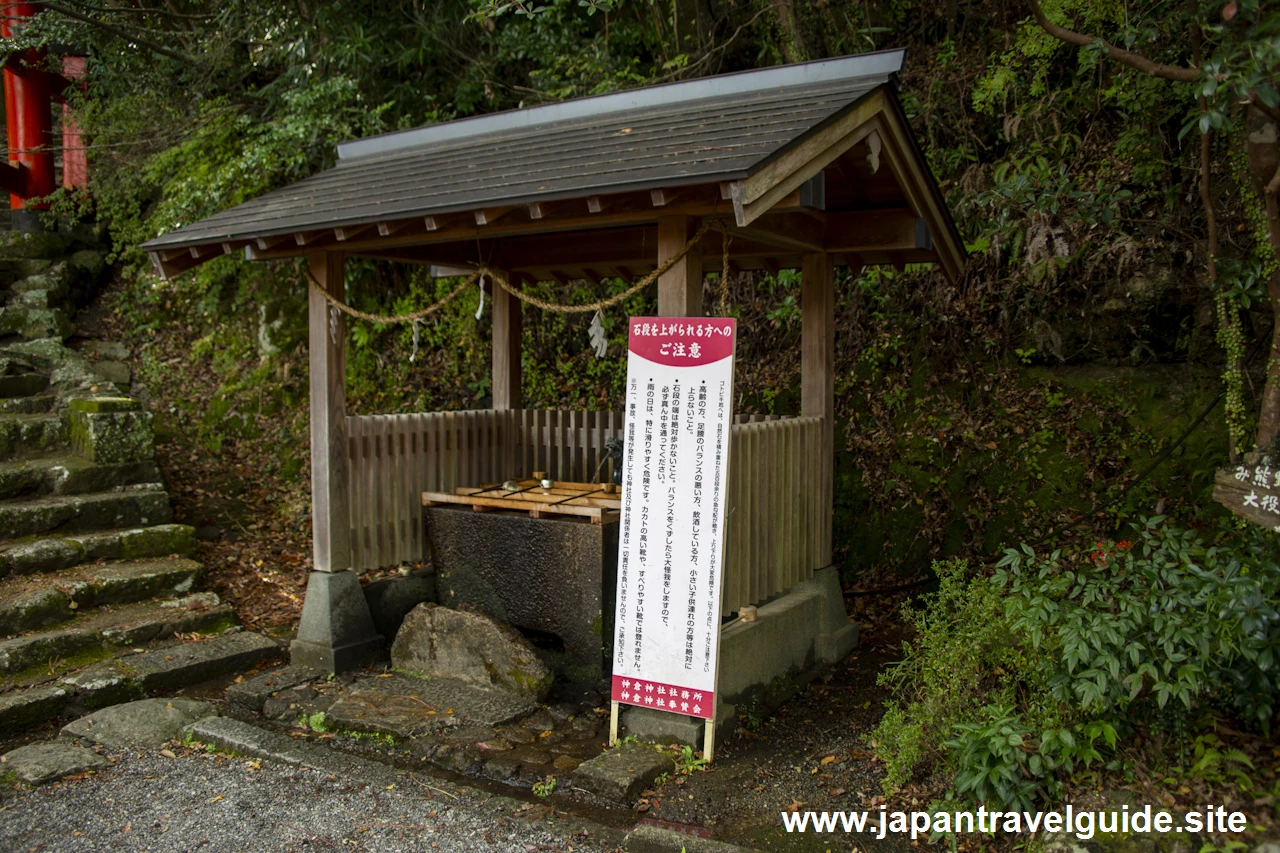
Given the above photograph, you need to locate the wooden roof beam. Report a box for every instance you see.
[475,206,515,226]
[823,209,929,252]
[377,220,411,237]
[255,234,293,252]
[335,224,375,242]
[736,89,885,227]
[729,214,824,254]
[294,229,330,247]
[188,243,226,261]
[650,188,683,208]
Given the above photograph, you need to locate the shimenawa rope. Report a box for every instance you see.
[305,219,733,323]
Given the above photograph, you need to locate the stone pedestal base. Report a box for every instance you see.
[620,566,858,748]
[290,570,383,673]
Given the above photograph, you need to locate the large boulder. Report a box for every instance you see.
[390,603,552,701]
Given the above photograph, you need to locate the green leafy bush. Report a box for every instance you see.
[995,519,1280,730]
[875,520,1280,809]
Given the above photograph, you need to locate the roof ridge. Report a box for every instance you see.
[335,49,904,162]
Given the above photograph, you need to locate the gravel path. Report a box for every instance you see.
[1,749,625,853]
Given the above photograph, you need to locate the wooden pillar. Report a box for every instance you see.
[308,250,351,573]
[491,270,522,410]
[657,215,703,317]
[802,253,834,566]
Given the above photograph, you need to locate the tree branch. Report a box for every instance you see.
[41,1,193,63]
[1251,92,1280,125]
[1027,0,1199,83]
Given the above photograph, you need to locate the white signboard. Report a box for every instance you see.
[611,317,736,721]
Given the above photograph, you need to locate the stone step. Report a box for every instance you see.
[0,305,72,341]
[0,593,233,677]
[8,289,51,310]
[0,557,206,636]
[0,524,197,578]
[0,414,67,460]
[0,456,162,500]
[0,396,55,415]
[0,488,171,539]
[0,372,48,397]
[0,630,279,735]
[61,631,281,701]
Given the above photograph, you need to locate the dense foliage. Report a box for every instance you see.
[876,520,1280,809]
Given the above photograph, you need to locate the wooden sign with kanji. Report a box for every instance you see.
[1213,452,1280,530]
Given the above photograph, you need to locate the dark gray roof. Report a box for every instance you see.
[141,50,904,251]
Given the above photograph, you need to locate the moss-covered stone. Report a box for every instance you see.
[68,397,139,414]
[118,524,197,559]
[0,414,68,459]
[0,490,171,539]
[0,588,73,635]
[0,231,72,260]
[69,408,153,463]
[0,628,97,675]
[0,307,74,342]
[0,396,55,415]
[0,685,67,735]
[0,462,45,501]
[0,537,86,577]
[0,373,48,398]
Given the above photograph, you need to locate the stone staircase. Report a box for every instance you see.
[0,228,281,741]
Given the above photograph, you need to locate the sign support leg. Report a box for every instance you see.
[703,718,714,763]
[609,701,619,747]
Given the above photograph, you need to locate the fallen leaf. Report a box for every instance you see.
[209,794,224,804]
[159,749,177,759]
[820,756,835,765]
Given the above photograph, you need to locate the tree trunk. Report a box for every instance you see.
[1248,106,1280,448]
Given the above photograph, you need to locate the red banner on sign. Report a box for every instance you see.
[627,318,735,366]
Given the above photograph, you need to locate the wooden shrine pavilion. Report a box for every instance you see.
[141,48,964,675]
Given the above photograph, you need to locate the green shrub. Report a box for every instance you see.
[995,518,1280,730]
[875,520,1280,809]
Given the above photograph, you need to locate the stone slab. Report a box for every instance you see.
[68,397,139,414]
[224,665,321,714]
[0,414,67,461]
[0,685,67,734]
[61,697,217,748]
[621,701,736,750]
[0,628,97,675]
[184,715,396,784]
[1,741,109,785]
[69,408,154,463]
[571,743,674,803]
[328,675,535,734]
[0,587,73,636]
[86,557,203,606]
[127,631,282,691]
[625,825,761,853]
[0,538,85,577]
[70,523,195,562]
[61,661,140,709]
[0,489,171,539]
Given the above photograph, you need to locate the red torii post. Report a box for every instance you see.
[0,3,87,231]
